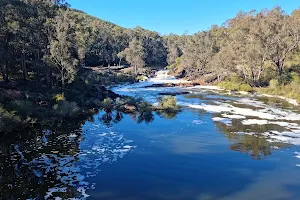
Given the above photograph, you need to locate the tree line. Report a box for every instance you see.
[0,0,167,88]
[1,1,300,89]
[166,7,300,87]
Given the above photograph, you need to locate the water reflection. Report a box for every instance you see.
[0,112,137,199]
[0,104,296,199]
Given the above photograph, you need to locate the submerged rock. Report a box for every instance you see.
[158,91,190,96]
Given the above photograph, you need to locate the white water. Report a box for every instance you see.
[113,70,300,147]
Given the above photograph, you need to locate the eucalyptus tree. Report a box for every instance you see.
[181,31,218,76]
[118,39,147,75]
[45,9,79,88]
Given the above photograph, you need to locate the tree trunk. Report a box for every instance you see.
[61,67,64,91]
[4,60,9,83]
[118,58,122,66]
[275,60,283,76]
[0,60,6,83]
[48,68,53,89]
[21,52,28,81]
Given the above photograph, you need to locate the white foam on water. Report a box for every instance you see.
[212,117,232,126]
[148,70,190,84]
[24,123,138,200]
[45,187,67,200]
[188,85,223,90]
[192,120,205,125]
[222,114,246,119]
[242,119,269,125]
[182,98,300,122]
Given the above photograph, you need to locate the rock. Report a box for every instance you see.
[158,91,190,96]
[144,83,176,88]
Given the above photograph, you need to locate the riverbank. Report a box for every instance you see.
[0,69,184,134]
[0,68,136,134]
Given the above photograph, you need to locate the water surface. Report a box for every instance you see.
[1,71,300,200]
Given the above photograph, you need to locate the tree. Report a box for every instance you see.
[119,39,146,75]
[260,8,300,75]
[45,10,79,88]
[181,31,218,77]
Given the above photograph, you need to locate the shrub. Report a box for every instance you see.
[269,79,279,89]
[8,100,35,117]
[53,101,79,117]
[53,93,65,102]
[239,84,254,92]
[278,70,292,85]
[136,75,148,82]
[159,96,180,112]
[218,81,253,92]
[0,105,22,133]
[291,72,300,83]
[100,98,114,111]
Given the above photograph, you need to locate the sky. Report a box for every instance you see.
[67,0,300,35]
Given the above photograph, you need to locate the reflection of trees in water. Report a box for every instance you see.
[0,120,83,199]
[215,119,288,160]
[99,111,124,127]
[156,110,180,120]
[99,110,154,126]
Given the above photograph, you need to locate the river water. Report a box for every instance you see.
[1,71,300,200]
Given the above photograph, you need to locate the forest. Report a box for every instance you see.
[1,0,300,133]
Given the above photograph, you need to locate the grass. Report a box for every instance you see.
[218,72,300,104]
[218,81,254,92]
[258,80,300,103]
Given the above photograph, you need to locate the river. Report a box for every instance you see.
[1,70,300,200]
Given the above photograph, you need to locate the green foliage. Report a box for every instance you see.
[136,75,148,82]
[259,72,300,103]
[239,84,253,92]
[0,105,22,132]
[100,98,114,111]
[269,79,279,89]
[167,57,182,69]
[8,100,35,117]
[158,96,181,112]
[53,101,79,117]
[218,81,253,92]
[53,93,65,102]
[218,75,254,92]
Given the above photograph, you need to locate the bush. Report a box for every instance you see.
[53,101,79,117]
[269,79,279,89]
[100,98,114,111]
[0,105,22,133]
[53,93,65,102]
[218,81,240,91]
[278,70,292,85]
[136,75,148,82]
[159,96,180,111]
[239,84,254,92]
[218,81,253,92]
[167,57,182,69]
[8,100,36,117]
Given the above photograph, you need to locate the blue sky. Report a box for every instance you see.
[68,0,300,35]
